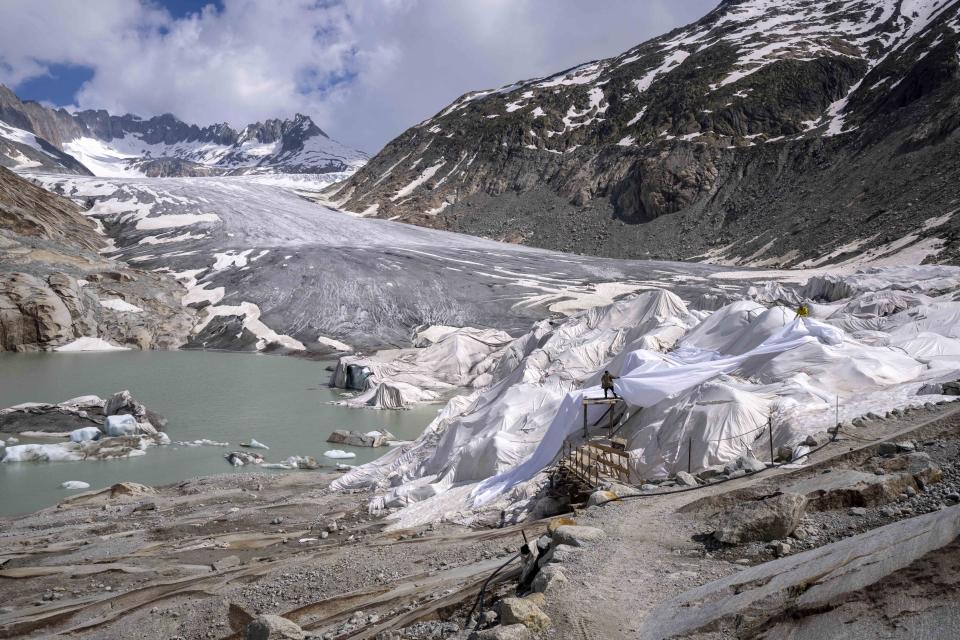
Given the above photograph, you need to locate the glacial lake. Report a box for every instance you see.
[0,350,444,517]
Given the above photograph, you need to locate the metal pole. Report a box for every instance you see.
[768,415,775,464]
[687,437,692,474]
[583,403,588,438]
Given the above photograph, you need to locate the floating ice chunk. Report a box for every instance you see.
[70,427,102,442]
[61,480,90,490]
[323,449,356,459]
[260,462,294,470]
[105,414,140,437]
[241,438,270,450]
[177,439,229,447]
[2,443,84,463]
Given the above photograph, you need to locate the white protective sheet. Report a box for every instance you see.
[471,317,842,506]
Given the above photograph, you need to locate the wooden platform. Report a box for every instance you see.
[551,397,632,492]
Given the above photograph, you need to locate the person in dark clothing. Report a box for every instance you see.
[601,370,618,398]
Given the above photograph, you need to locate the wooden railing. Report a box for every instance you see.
[559,438,630,486]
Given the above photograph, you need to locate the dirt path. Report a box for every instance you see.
[538,403,960,640]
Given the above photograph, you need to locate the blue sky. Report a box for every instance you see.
[0,0,716,152]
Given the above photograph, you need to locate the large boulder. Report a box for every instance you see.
[105,390,165,430]
[713,492,807,544]
[551,525,606,547]
[245,614,304,640]
[326,429,395,448]
[499,597,551,632]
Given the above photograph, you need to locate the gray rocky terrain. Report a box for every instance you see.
[331,0,960,267]
[0,167,194,351]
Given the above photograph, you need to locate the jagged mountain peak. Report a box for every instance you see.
[0,86,366,177]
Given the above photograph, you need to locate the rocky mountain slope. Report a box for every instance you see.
[331,0,960,267]
[0,166,194,351]
[0,85,366,177]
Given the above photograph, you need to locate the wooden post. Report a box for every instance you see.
[768,415,775,464]
[583,403,588,438]
[687,437,692,474]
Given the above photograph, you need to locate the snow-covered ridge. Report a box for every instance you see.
[0,86,367,178]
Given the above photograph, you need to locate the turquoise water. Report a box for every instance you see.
[0,351,443,516]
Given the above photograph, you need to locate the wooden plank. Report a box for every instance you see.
[587,442,630,457]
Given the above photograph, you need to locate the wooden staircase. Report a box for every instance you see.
[551,397,631,492]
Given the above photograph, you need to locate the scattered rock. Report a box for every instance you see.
[676,471,699,487]
[941,381,960,396]
[245,614,304,640]
[547,544,578,564]
[878,442,899,456]
[713,493,807,544]
[472,624,531,640]
[546,517,577,535]
[586,490,618,507]
[696,466,725,481]
[225,451,264,467]
[849,507,867,516]
[531,495,570,518]
[499,597,551,631]
[803,433,831,448]
[531,565,568,594]
[550,525,606,547]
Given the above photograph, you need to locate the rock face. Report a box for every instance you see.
[713,492,807,544]
[332,0,960,266]
[0,167,194,351]
[0,85,367,177]
[783,452,943,510]
[644,504,960,639]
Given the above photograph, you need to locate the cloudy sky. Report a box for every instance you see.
[0,0,717,153]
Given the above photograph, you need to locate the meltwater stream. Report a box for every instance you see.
[0,351,443,517]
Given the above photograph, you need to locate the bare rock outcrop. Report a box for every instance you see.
[712,492,807,544]
[0,167,194,351]
[643,504,960,639]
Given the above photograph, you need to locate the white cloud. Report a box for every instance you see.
[0,0,716,152]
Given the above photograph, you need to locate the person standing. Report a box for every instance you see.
[601,370,618,399]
